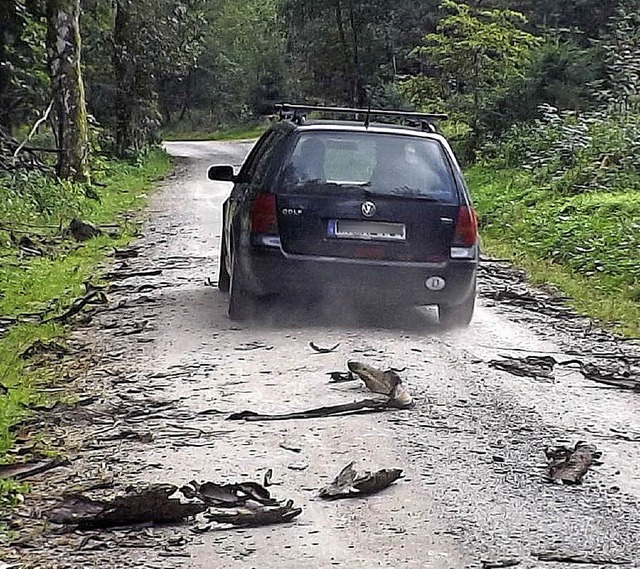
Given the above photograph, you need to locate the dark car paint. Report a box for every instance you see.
[219,121,478,307]
[222,123,295,275]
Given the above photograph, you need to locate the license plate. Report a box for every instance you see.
[328,220,406,241]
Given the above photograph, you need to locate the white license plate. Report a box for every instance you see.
[331,220,406,241]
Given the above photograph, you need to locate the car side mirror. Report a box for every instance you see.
[208,165,236,182]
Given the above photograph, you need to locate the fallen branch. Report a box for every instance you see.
[46,289,107,323]
[310,342,340,353]
[13,100,54,160]
[533,550,630,564]
[106,268,163,281]
[227,398,399,422]
[0,456,69,481]
[489,355,556,381]
[481,560,521,569]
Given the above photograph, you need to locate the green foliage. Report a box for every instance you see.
[171,0,285,125]
[0,0,49,129]
[0,478,28,534]
[0,149,171,471]
[468,166,640,336]
[480,37,602,136]
[490,104,640,194]
[279,0,440,107]
[407,0,541,159]
[592,0,640,110]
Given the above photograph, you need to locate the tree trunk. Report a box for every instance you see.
[45,0,90,182]
[0,1,15,130]
[334,0,353,104]
[112,0,138,156]
[346,0,363,106]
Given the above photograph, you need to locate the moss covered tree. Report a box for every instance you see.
[46,0,90,181]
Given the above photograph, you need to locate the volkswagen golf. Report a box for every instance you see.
[208,104,479,326]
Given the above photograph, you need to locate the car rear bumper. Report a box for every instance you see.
[238,246,477,306]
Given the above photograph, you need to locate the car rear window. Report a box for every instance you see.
[281,131,456,200]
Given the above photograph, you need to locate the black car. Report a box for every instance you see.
[208,104,478,326]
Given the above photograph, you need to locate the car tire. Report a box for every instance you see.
[218,240,230,293]
[228,255,252,321]
[439,290,476,329]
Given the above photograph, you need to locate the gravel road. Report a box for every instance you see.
[6,140,640,569]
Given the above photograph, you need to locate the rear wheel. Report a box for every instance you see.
[439,291,475,329]
[228,255,252,320]
[217,240,230,293]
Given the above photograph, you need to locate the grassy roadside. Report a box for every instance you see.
[0,149,171,485]
[467,165,640,337]
[162,124,266,142]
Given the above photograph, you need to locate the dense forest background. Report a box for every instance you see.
[1,0,638,160]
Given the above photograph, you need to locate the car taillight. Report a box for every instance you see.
[250,193,278,235]
[453,205,478,247]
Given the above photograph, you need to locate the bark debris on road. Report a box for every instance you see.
[3,140,640,569]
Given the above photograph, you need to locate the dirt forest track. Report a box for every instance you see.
[5,140,640,569]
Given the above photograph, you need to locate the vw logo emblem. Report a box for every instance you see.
[361,201,376,218]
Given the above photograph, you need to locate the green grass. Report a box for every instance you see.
[0,149,171,468]
[162,124,266,142]
[467,165,640,337]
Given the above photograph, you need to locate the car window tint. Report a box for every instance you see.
[251,130,288,187]
[240,131,275,180]
[283,132,455,200]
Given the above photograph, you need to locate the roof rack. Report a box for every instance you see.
[274,103,448,131]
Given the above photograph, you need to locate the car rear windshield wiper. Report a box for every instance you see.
[363,187,445,201]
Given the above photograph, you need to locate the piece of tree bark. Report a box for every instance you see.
[45,0,90,181]
[227,398,397,422]
[0,457,69,480]
[319,462,403,499]
[48,484,206,528]
[546,442,601,485]
[534,550,630,564]
[204,501,302,527]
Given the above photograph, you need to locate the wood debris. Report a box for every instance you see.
[227,398,399,422]
[482,560,521,569]
[489,355,556,381]
[327,371,356,383]
[309,342,340,353]
[0,457,69,481]
[546,442,601,485]
[204,500,302,527]
[533,550,630,564]
[319,462,403,499]
[181,480,302,528]
[67,219,102,242]
[348,361,413,407]
[48,484,206,528]
[20,340,70,360]
[106,268,163,280]
[180,480,277,507]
